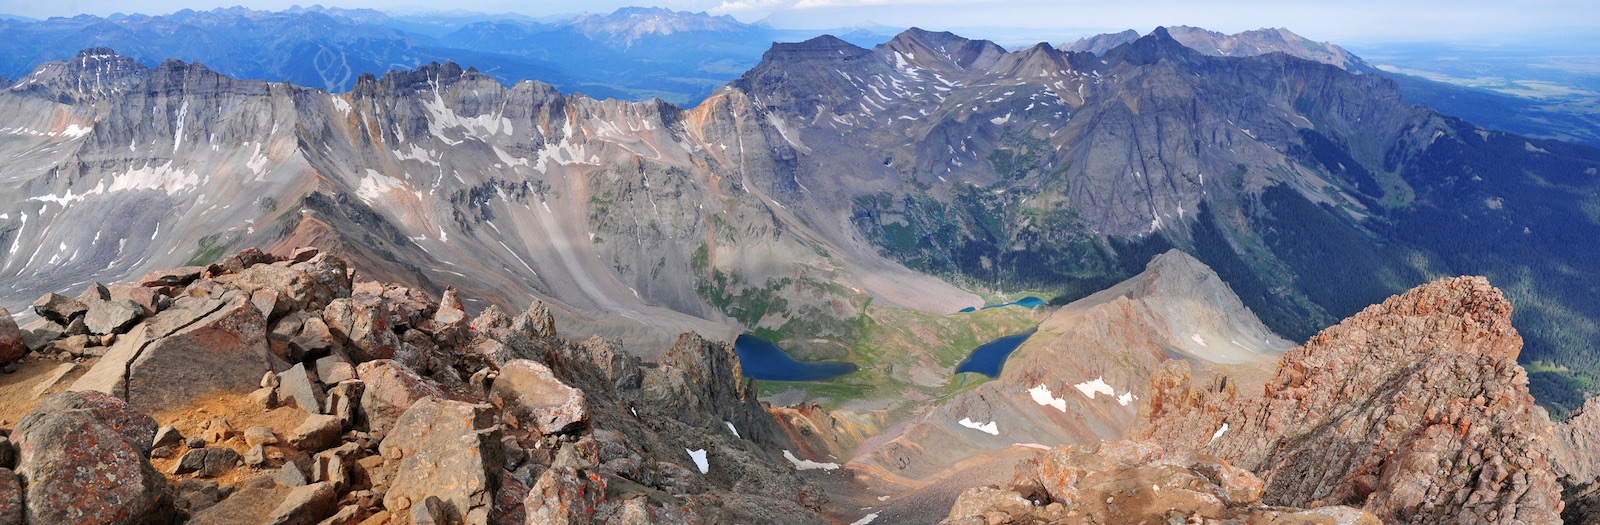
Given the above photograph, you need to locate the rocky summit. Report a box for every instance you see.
[0,247,828,524]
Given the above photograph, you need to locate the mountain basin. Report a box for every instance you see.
[953,328,1038,377]
[733,334,859,382]
[958,296,1046,313]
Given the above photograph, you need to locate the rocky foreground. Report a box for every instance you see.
[0,247,825,524]
[0,248,1593,524]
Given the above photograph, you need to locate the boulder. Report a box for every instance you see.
[31,293,87,325]
[232,254,351,311]
[0,309,23,367]
[107,284,160,316]
[78,282,111,303]
[174,447,240,478]
[290,247,320,263]
[244,426,279,447]
[245,444,268,467]
[0,469,16,525]
[152,425,184,450]
[291,316,338,358]
[251,288,291,322]
[21,321,63,352]
[264,482,338,525]
[173,478,224,515]
[324,380,364,429]
[322,297,400,362]
[288,414,342,452]
[356,360,443,434]
[187,475,293,525]
[13,391,174,524]
[138,266,204,287]
[219,247,279,274]
[379,398,502,525]
[123,295,285,414]
[84,299,143,335]
[315,355,355,384]
[524,467,605,525]
[202,417,235,443]
[491,359,589,435]
[278,363,323,414]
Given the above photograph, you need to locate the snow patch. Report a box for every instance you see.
[686,448,709,474]
[850,513,880,525]
[1028,384,1067,412]
[725,421,740,438]
[1073,377,1115,400]
[59,124,91,138]
[357,170,408,205]
[1191,334,1208,347]
[782,450,840,471]
[1209,423,1229,444]
[1117,392,1136,406]
[958,417,999,435]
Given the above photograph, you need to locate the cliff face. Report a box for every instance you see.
[1144,276,1563,523]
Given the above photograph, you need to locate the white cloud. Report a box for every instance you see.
[709,0,791,14]
[793,0,985,8]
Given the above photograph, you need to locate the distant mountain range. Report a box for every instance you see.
[0,6,893,105]
[2,22,1599,419]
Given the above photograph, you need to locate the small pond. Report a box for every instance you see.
[953,328,1038,377]
[958,296,1046,313]
[733,334,858,382]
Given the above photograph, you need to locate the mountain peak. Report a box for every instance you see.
[1144,275,1558,521]
[1100,26,1198,67]
[8,47,147,103]
[568,6,745,46]
[883,26,1006,71]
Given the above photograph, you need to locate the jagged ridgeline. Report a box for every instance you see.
[2,25,1600,418]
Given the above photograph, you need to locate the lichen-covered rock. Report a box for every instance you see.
[524,467,605,525]
[1145,276,1564,523]
[231,254,350,311]
[323,296,400,363]
[13,391,174,524]
[356,359,443,434]
[491,359,589,435]
[379,398,502,524]
[0,468,20,525]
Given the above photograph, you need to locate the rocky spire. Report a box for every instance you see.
[1144,276,1563,523]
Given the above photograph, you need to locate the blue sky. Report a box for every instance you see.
[4,0,1598,44]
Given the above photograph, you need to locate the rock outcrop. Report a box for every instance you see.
[941,440,1380,525]
[1144,276,1564,523]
